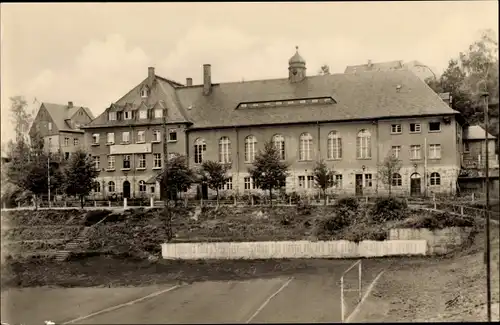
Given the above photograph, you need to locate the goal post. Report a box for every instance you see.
[340,259,362,323]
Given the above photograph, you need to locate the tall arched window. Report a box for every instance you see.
[194,138,206,164]
[272,134,285,160]
[356,129,371,159]
[245,135,257,163]
[138,180,146,192]
[392,173,402,186]
[430,172,441,185]
[327,131,342,159]
[299,133,313,161]
[108,181,115,193]
[218,137,231,163]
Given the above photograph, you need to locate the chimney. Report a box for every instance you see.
[148,67,155,86]
[203,64,211,96]
[68,101,73,108]
[186,77,193,87]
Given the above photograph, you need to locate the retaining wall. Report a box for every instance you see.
[389,227,474,255]
[161,240,427,260]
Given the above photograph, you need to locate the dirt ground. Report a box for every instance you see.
[352,224,500,322]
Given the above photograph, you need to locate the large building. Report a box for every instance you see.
[83,48,476,200]
[29,101,95,159]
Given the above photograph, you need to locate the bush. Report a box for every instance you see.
[341,225,388,243]
[296,200,312,215]
[333,196,361,221]
[370,197,408,223]
[402,211,476,230]
[84,209,113,226]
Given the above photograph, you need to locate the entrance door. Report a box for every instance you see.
[410,173,421,196]
[355,174,363,196]
[123,181,131,199]
[201,184,208,200]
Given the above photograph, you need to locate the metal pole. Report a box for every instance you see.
[341,276,345,323]
[47,154,51,208]
[163,108,169,206]
[482,93,491,322]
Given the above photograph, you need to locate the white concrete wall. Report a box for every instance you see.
[161,239,427,260]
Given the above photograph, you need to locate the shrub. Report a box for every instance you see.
[296,199,312,215]
[401,211,476,230]
[84,209,113,226]
[370,197,408,223]
[333,196,361,221]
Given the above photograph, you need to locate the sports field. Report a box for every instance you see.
[1,259,387,324]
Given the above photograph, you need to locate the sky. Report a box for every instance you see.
[1,1,498,146]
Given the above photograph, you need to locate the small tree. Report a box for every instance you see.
[312,160,336,205]
[248,141,289,206]
[158,154,195,205]
[378,152,402,196]
[63,149,99,209]
[318,64,331,75]
[199,160,230,207]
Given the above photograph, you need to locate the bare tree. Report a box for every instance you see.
[378,152,402,196]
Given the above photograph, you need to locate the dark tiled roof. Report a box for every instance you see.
[176,70,459,129]
[40,103,93,132]
[344,60,404,73]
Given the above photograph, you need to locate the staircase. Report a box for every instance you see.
[55,227,91,262]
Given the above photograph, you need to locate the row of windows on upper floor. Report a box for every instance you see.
[390,121,442,134]
[193,130,446,164]
[107,108,163,121]
[92,129,177,145]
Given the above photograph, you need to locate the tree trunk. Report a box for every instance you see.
[389,184,392,196]
[34,194,38,211]
[269,188,273,207]
[216,189,219,207]
[323,189,327,206]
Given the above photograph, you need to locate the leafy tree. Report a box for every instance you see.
[62,149,99,209]
[378,151,402,196]
[199,160,230,207]
[158,154,195,205]
[248,141,289,206]
[318,64,331,75]
[10,96,33,143]
[312,160,336,205]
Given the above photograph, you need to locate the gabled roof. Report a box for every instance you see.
[38,102,93,132]
[176,69,459,129]
[344,60,404,74]
[464,125,496,140]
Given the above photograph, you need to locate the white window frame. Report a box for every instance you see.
[140,88,148,98]
[244,135,257,163]
[299,133,313,161]
[272,134,286,160]
[123,155,131,169]
[154,108,163,119]
[122,131,130,143]
[139,180,147,192]
[391,124,402,134]
[194,138,206,164]
[124,111,132,120]
[409,123,421,133]
[64,138,69,147]
[168,129,177,142]
[244,177,251,190]
[92,133,100,145]
[219,136,231,163]
[48,122,52,131]
[138,154,146,169]
[153,153,162,169]
[93,156,100,170]
[365,174,373,187]
[307,175,314,188]
[298,176,306,188]
[410,145,421,160]
[108,112,117,121]
[137,130,146,143]
[392,173,402,186]
[429,144,441,159]
[74,138,79,146]
[107,155,115,170]
[335,174,343,189]
[139,110,147,119]
[107,132,115,144]
[356,129,372,159]
[430,172,441,186]
[327,131,342,160]
[226,177,233,190]
[153,130,161,143]
[392,145,401,159]
[108,181,115,193]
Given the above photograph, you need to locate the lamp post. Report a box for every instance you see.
[481,91,492,322]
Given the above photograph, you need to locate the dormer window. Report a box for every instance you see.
[124,111,132,120]
[108,112,117,121]
[139,110,147,119]
[154,108,163,119]
[140,86,149,98]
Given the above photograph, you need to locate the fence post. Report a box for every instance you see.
[124,198,127,209]
[365,196,368,204]
[358,261,362,303]
[108,201,111,208]
[289,196,292,206]
[251,195,254,206]
[472,192,475,202]
[18,201,21,209]
[460,206,464,215]
[94,200,97,208]
[234,196,237,206]
[341,276,345,323]
[433,194,436,210]
[150,196,154,208]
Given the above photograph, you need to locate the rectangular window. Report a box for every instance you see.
[335,174,343,188]
[64,138,69,147]
[154,109,163,119]
[251,177,256,189]
[392,145,401,159]
[122,132,130,143]
[138,154,146,169]
[226,177,233,190]
[124,111,132,120]
[107,156,115,170]
[410,123,421,133]
[108,112,116,121]
[74,138,79,146]
[298,176,305,188]
[410,145,421,160]
[93,156,100,170]
[92,133,99,144]
[244,177,251,190]
[153,130,161,142]
[391,124,402,134]
[123,155,131,169]
[137,130,145,143]
[365,174,372,187]
[107,132,115,144]
[169,129,177,142]
[464,142,470,153]
[65,152,70,160]
[429,144,441,159]
[194,142,206,164]
[429,122,441,132]
[48,122,52,131]
[139,110,147,119]
[307,175,314,189]
[154,153,162,168]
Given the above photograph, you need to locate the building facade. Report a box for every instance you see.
[84,48,470,200]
